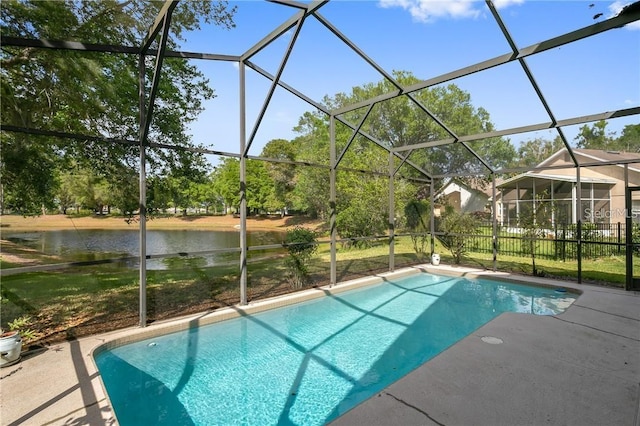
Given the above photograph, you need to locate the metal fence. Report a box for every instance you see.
[437,221,631,261]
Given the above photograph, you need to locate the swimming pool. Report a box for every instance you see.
[94,272,576,425]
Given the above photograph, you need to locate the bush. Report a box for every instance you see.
[404,199,430,261]
[336,203,387,248]
[284,226,318,288]
[439,209,479,264]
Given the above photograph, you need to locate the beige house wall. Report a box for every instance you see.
[508,158,640,224]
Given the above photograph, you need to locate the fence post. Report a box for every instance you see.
[562,223,566,262]
[618,222,621,254]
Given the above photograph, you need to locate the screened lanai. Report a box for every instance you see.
[1,0,639,341]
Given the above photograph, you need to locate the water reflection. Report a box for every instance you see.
[4,229,283,270]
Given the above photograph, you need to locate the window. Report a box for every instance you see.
[581,183,612,224]
[553,181,573,200]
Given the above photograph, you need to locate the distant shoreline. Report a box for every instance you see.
[0,214,321,232]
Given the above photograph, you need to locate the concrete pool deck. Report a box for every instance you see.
[1,265,639,426]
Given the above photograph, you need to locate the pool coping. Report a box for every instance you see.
[89,263,583,425]
[2,264,637,426]
[90,264,583,357]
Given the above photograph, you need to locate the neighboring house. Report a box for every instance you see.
[435,179,490,217]
[495,148,640,226]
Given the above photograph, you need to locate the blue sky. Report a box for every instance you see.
[173,0,639,163]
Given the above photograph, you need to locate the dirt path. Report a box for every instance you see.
[0,214,323,232]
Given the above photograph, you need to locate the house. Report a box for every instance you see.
[495,148,640,226]
[435,179,491,217]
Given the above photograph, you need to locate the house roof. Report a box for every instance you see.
[496,172,617,189]
[436,178,491,198]
[574,149,640,163]
[537,148,640,170]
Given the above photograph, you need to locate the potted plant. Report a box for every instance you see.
[1,316,36,368]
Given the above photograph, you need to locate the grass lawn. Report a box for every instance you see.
[1,215,633,347]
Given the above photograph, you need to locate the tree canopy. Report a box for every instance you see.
[0,0,236,214]
[574,121,640,152]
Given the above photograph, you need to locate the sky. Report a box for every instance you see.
[171,0,640,165]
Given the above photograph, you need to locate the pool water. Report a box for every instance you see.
[94,273,576,425]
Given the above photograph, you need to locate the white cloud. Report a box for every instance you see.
[608,1,640,30]
[379,0,524,23]
[379,0,480,23]
[609,0,628,15]
[492,0,525,9]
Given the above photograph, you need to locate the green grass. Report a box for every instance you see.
[1,235,632,346]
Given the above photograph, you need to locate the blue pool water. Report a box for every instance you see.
[94,273,576,425]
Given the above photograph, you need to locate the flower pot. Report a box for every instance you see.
[0,331,22,367]
[431,253,441,266]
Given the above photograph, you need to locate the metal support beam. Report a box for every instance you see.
[430,181,435,257]
[389,150,395,272]
[624,165,632,291]
[314,12,402,92]
[315,9,493,174]
[1,35,240,61]
[335,104,375,168]
[331,10,639,117]
[141,7,175,145]
[140,1,179,54]
[267,0,308,9]
[485,0,578,166]
[242,1,327,62]
[577,166,582,284]
[492,175,498,272]
[239,62,248,305]
[405,92,494,173]
[138,55,147,328]
[330,115,337,285]
[0,124,137,145]
[243,61,433,180]
[244,12,306,157]
[391,106,640,155]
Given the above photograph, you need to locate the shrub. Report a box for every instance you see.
[336,203,386,248]
[439,209,479,264]
[284,226,318,288]
[404,199,430,261]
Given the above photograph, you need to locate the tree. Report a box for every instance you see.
[292,71,513,230]
[108,172,139,216]
[0,135,58,214]
[147,175,172,214]
[284,226,318,289]
[574,120,617,149]
[193,180,223,214]
[617,124,640,152]
[291,113,331,218]
[210,158,274,215]
[517,136,565,167]
[404,199,431,261]
[245,159,274,214]
[1,1,236,215]
[519,191,554,277]
[212,158,240,213]
[438,207,479,264]
[260,139,298,216]
[56,172,77,215]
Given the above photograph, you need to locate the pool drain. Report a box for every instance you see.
[481,336,503,344]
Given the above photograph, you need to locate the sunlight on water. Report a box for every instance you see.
[95,273,575,426]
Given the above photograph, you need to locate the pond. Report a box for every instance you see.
[3,229,284,270]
